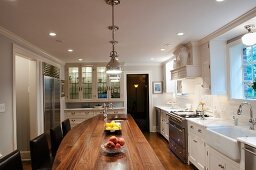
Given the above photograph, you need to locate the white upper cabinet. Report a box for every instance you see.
[199,40,227,95]
[66,63,123,102]
[163,60,175,93]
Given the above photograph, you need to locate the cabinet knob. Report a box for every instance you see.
[218,164,224,169]
[193,140,197,143]
[190,125,194,129]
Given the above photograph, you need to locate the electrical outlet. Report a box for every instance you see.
[0,103,6,113]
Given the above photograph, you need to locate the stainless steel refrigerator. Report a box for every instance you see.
[43,63,60,134]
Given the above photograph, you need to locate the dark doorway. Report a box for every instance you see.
[127,74,149,132]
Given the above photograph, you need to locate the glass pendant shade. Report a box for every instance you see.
[106,56,122,74]
[242,32,256,46]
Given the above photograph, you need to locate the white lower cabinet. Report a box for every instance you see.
[206,146,239,170]
[160,110,169,141]
[64,108,125,127]
[65,110,94,127]
[188,121,206,170]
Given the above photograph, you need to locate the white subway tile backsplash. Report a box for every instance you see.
[164,78,256,127]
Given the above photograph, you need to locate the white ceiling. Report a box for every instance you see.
[0,0,256,64]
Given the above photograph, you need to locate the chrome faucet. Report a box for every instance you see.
[103,103,108,121]
[237,102,256,130]
[103,103,114,121]
[197,102,206,120]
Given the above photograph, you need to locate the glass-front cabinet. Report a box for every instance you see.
[68,67,80,100]
[97,67,108,99]
[67,65,94,102]
[66,63,123,102]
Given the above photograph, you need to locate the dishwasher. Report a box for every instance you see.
[244,144,256,170]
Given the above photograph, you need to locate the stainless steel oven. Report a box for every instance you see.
[168,112,188,163]
[244,144,256,170]
[168,111,203,164]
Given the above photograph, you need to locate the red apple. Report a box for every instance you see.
[105,141,115,149]
[109,136,118,144]
[115,143,121,149]
[118,137,125,146]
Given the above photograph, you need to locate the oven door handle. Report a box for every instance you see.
[169,123,183,133]
[243,147,256,156]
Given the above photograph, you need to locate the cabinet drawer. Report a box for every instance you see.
[65,110,94,118]
[188,121,205,138]
[108,109,125,114]
[69,118,86,127]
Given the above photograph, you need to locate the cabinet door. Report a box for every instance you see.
[81,66,93,100]
[96,67,108,99]
[189,133,197,163]
[160,111,165,136]
[196,137,206,170]
[164,114,169,140]
[208,150,225,170]
[200,42,211,89]
[67,67,80,101]
[109,78,121,99]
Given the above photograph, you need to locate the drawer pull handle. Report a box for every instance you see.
[218,164,224,169]
[243,147,256,156]
[193,140,197,143]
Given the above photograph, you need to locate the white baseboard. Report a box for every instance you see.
[150,126,157,132]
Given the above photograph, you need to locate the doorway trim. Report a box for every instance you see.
[12,45,43,150]
[124,71,153,132]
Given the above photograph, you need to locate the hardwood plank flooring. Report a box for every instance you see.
[23,132,197,170]
[143,132,197,170]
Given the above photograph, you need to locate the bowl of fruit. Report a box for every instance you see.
[105,120,121,133]
[101,136,126,154]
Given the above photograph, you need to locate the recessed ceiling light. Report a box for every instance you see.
[216,0,224,2]
[161,48,166,51]
[68,49,73,52]
[78,58,83,61]
[177,32,184,36]
[49,32,56,37]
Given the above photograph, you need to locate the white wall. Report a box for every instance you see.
[16,56,30,151]
[0,32,64,156]
[162,77,256,127]
[124,64,163,131]
[0,34,14,155]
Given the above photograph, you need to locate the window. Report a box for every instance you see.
[242,45,256,99]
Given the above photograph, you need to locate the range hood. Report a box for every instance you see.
[171,41,201,80]
[171,65,201,80]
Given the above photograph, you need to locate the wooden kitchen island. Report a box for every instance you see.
[53,114,165,170]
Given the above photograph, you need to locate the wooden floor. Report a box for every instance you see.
[143,132,197,170]
[23,132,196,170]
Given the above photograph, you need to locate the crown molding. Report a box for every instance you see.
[124,62,162,67]
[199,7,256,46]
[0,26,65,65]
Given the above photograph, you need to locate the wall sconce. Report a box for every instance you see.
[242,25,256,46]
[134,84,139,88]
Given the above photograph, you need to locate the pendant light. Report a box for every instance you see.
[242,25,256,46]
[105,0,122,75]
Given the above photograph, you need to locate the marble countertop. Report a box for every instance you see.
[238,137,256,148]
[186,117,234,128]
[155,105,187,113]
